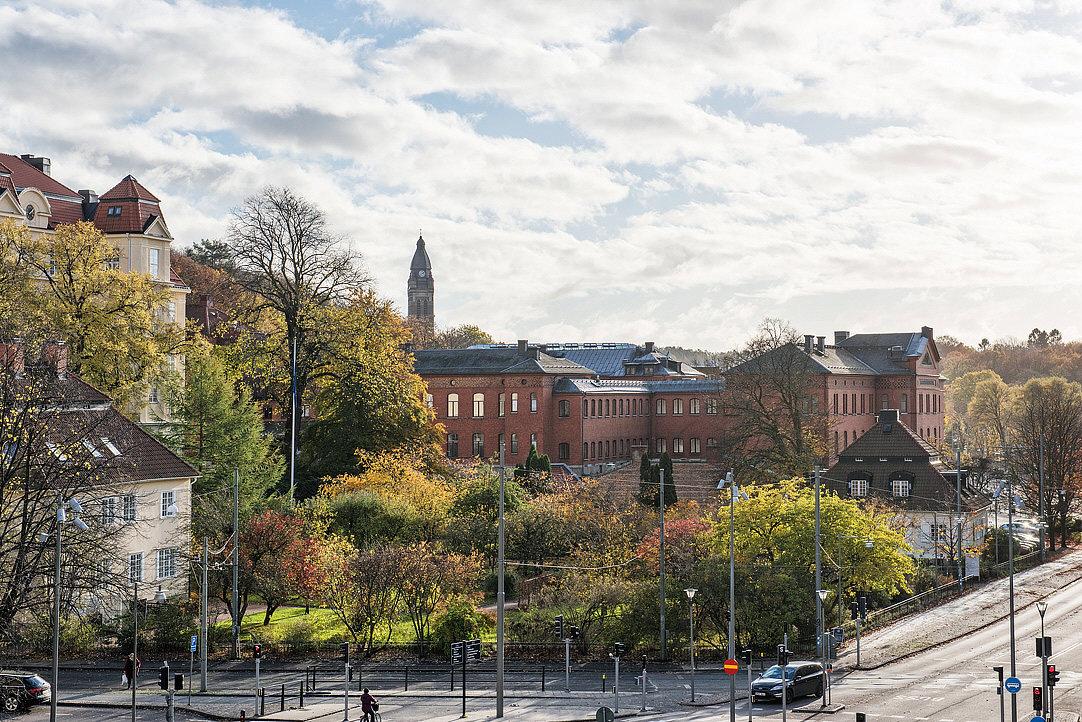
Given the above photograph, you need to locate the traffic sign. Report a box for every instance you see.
[723,658,739,675]
[1033,716,1046,722]
[595,707,615,722]
[1004,676,1022,694]
[190,635,198,653]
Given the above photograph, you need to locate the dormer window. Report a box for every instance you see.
[903,457,913,462]
[849,478,868,497]
[891,479,911,498]
[107,206,122,217]
[100,438,122,457]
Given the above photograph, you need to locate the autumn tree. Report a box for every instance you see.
[321,542,409,655]
[1,220,183,408]
[399,543,481,648]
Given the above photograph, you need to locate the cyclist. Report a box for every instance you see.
[360,687,378,721]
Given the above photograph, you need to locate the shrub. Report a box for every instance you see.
[483,570,517,599]
[431,598,493,653]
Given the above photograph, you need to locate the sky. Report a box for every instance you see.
[3,0,1082,350]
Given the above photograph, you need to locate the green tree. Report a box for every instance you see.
[445,465,525,562]
[637,453,676,507]
[163,337,283,537]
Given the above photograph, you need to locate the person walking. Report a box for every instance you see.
[122,653,139,689]
[360,687,377,721]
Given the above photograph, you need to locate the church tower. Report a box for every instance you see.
[407,233,435,335]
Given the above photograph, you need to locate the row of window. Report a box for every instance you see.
[832,392,943,416]
[124,548,179,582]
[446,431,538,459]
[848,478,911,498]
[100,491,179,522]
[650,437,715,455]
[442,392,538,419]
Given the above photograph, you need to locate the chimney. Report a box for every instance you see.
[0,340,25,375]
[889,345,903,358]
[19,154,51,177]
[834,331,850,345]
[803,334,814,353]
[816,336,826,353]
[538,344,548,355]
[644,341,655,354]
[78,189,98,213]
[921,326,933,340]
[43,340,68,377]
[877,409,900,425]
[517,339,528,355]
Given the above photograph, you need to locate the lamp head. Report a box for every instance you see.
[67,497,83,514]
[684,588,698,600]
[1036,600,1048,616]
[817,589,830,603]
[153,586,167,603]
[72,517,89,532]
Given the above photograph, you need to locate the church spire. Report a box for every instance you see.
[407,233,434,335]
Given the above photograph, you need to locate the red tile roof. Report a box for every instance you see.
[0,160,16,197]
[99,174,160,202]
[47,199,86,227]
[0,153,81,198]
[90,200,164,234]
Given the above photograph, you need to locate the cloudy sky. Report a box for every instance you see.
[3,0,1082,349]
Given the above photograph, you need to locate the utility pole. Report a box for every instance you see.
[289,332,298,504]
[814,466,823,655]
[231,467,240,660]
[1005,448,1018,722]
[956,441,964,590]
[200,537,209,692]
[658,465,667,658]
[727,472,737,722]
[496,442,506,717]
[1039,437,1046,562]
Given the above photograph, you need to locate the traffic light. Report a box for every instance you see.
[1048,664,1060,688]
[554,614,564,640]
[857,594,868,620]
[253,643,262,660]
[611,642,625,658]
[740,649,752,666]
[1032,686,1043,711]
[993,665,1004,696]
[339,642,350,663]
[850,602,859,621]
[158,665,169,690]
[777,644,790,666]
[568,624,580,640]
[174,673,184,691]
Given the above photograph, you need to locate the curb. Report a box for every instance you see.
[58,700,242,720]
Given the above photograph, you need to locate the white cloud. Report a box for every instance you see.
[2,0,1082,348]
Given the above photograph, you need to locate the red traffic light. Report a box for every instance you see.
[1032,686,1043,712]
[253,643,262,659]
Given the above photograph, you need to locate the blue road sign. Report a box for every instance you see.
[1032,716,1046,722]
[1004,676,1022,694]
[190,635,198,653]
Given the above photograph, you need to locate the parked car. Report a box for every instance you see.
[750,662,824,701]
[0,671,51,712]
[1000,523,1040,548]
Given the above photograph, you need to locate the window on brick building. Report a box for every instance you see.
[530,393,538,412]
[849,478,868,497]
[583,399,588,417]
[590,399,596,416]
[673,438,684,454]
[619,398,624,415]
[604,440,610,457]
[473,393,485,418]
[892,478,911,498]
[655,438,665,453]
[531,433,538,449]
[590,441,596,458]
[472,433,484,458]
[604,399,610,416]
[842,394,847,415]
[901,393,908,413]
[425,393,433,409]
[843,430,848,448]
[880,394,888,410]
[499,393,506,417]
[690,438,700,454]
[917,393,923,414]
[706,399,718,414]
[583,442,588,459]
[861,394,866,414]
[559,400,570,417]
[673,399,683,415]
[833,393,839,414]
[447,393,459,418]
[656,399,666,415]
[690,398,700,414]
[511,433,519,454]
[447,433,459,458]
[559,443,569,461]
[511,393,518,412]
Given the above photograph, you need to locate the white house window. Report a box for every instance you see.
[122,494,137,522]
[105,254,121,270]
[82,438,104,458]
[891,479,911,498]
[156,548,178,579]
[850,479,868,498]
[101,497,117,524]
[511,393,519,412]
[101,437,122,456]
[472,393,485,418]
[690,438,701,454]
[149,387,160,404]
[148,248,160,278]
[129,553,143,583]
[167,301,176,322]
[446,393,459,418]
[160,490,177,518]
[932,524,950,543]
[673,437,684,453]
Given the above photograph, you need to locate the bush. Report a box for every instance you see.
[483,570,517,599]
[431,599,493,653]
[25,616,99,656]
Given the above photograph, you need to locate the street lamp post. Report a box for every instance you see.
[651,457,667,659]
[718,471,746,722]
[814,467,823,658]
[1037,601,1048,717]
[47,496,88,722]
[817,589,829,709]
[684,589,697,702]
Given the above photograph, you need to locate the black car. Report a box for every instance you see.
[750,662,824,701]
[0,671,51,713]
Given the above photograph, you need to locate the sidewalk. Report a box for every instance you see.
[838,547,1082,670]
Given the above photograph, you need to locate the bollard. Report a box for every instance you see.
[299,682,304,708]
[312,667,317,690]
[349,664,354,682]
[541,666,546,692]
[280,683,285,712]
[404,667,409,692]
[259,687,265,717]
[602,673,607,693]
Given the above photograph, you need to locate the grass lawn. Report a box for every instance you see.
[215,605,423,645]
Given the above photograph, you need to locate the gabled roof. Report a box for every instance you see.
[0,160,16,198]
[0,153,81,198]
[553,377,724,394]
[99,175,161,202]
[838,332,935,374]
[839,411,938,460]
[413,348,594,376]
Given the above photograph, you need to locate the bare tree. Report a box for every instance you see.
[713,319,830,478]
[223,187,368,481]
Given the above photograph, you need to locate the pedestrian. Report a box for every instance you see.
[122,653,135,689]
[360,687,377,721]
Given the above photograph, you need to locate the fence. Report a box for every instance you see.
[847,574,981,636]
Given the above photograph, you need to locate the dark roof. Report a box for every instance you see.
[553,377,723,394]
[469,342,704,378]
[837,333,931,374]
[410,235,432,271]
[826,411,985,512]
[729,331,937,377]
[413,348,594,376]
